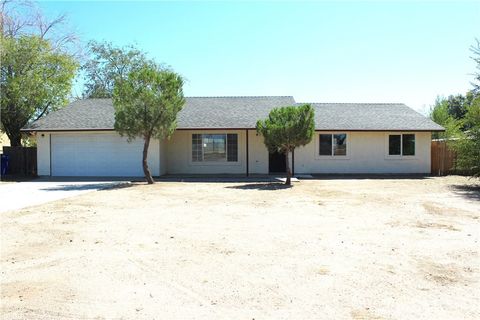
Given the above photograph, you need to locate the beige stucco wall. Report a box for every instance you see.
[0,132,10,151]
[36,132,51,175]
[294,131,431,174]
[159,139,168,176]
[36,130,432,176]
[247,130,269,174]
[166,130,252,175]
[166,130,298,175]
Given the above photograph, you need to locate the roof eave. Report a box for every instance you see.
[314,128,445,132]
[20,128,115,132]
[22,127,446,132]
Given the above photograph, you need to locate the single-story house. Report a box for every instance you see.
[22,96,444,177]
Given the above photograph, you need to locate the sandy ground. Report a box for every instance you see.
[1,176,479,319]
[0,180,125,213]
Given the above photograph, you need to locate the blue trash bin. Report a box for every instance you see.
[1,154,9,176]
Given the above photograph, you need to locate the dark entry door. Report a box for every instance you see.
[269,151,286,173]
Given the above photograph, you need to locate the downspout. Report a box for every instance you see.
[246,129,249,177]
[49,134,52,177]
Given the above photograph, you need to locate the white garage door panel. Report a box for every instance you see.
[51,133,156,176]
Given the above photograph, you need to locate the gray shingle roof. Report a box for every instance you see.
[23,97,444,131]
[25,99,116,130]
[304,103,444,131]
[177,96,296,128]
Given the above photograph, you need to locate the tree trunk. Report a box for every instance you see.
[142,134,154,184]
[7,131,22,147]
[285,150,291,185]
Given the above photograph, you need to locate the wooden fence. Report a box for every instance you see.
[431,140,457,175]
[1,146,37,178]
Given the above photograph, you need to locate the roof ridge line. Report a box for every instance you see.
[78,96,296,100]
[186,95,294,98]
[299,102,405,105]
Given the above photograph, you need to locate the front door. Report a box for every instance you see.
[269,151,286,173]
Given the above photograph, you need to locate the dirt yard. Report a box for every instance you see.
[1,176,479,319]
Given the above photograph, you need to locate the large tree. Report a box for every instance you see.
[445,94,469,120]
[429,97,462,139]
[256,104,315,185]
[0,0,79,146]
[1,0,78,51]
[113,62,185,184]
[453,97,480,177]
[82,41,147,98]
[472,39,480,93]
[0,35,77,146]
[447,40,480,177]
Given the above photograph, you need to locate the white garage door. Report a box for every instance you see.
[51,133,154,176]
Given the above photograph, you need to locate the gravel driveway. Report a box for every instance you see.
[0,178,126,213]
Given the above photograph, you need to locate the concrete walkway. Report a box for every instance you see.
[0,178,127,213]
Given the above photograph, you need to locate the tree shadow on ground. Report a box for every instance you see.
[40,182,133,192]
[226,182,292,191]
[450,184,480,201]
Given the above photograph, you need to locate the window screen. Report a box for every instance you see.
[227,134,238,162]
[333,134,347,156]
[192,133,238,162]
[319,134,333,155]
[389,135,401,155]
[402,134,415,156]
[192,134,202,162]
[320,134,347,156]
[389,134,415,156]
[203,134,226,161]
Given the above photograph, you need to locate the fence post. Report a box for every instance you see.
[23,147,27,175]
[441,141,445,175]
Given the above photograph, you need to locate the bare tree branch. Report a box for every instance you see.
[33,101,51,121]
[1,0,82,59]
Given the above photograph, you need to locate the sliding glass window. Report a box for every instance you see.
[192,134,238,162]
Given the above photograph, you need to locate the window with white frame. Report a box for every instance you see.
[192,134,238,162]
[388,133,415,156]
[319,133,347,156]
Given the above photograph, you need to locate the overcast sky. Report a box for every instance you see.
[40,1,480,115]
